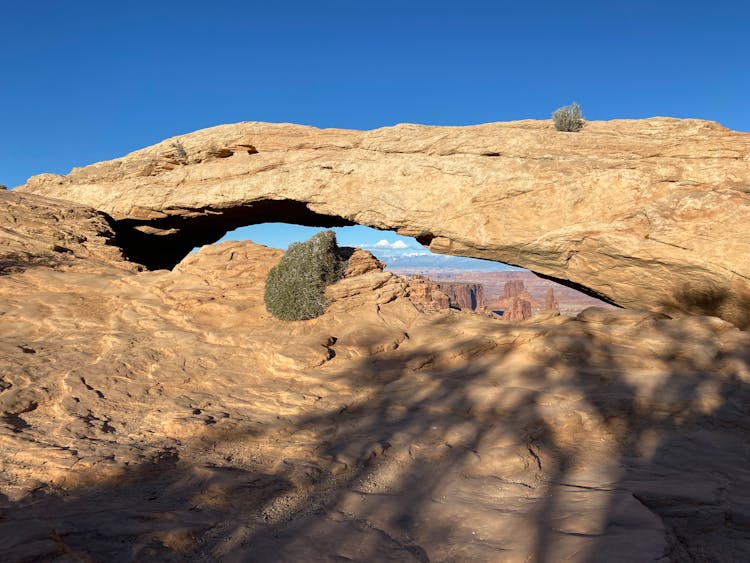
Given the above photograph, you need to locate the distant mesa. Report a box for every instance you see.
[406,275,583,323]
[503,295,533,322]
[406,275,452,312]
[491,280,561,321]
[503,280,526,300]
[437,281,484,311]
[406,275,485,313]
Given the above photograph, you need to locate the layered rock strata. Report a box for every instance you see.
[492,280,539,321]
[503,296,534,322]
[406,276,451,312]
[393,270,609,317]
[503,280,526,300]
[0,190,137,274]
[436,282,485,311]
[406,276,486,312]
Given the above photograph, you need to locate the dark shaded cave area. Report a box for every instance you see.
[534,271,620,308]
[111,200,358,271]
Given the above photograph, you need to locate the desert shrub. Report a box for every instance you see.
[170,140,188,164]
[552,102,585,132]
[264,230,344,320]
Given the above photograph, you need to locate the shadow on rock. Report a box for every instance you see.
[1,309,749,562]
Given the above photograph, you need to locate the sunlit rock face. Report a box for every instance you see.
[492,280,537,321]
[503,295,534,321]
[406,275,486,313]
[503,280,527,300]
[435,281,485,311]
[0,190,137,274]
[17,118,750,327]
[405,275,452,312]
[2,189,750,561]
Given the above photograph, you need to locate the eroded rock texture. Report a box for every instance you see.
[435,282,485,311]
[504,280,527,300]
[545,287,560,311]
[1,190,750,561]
[503,296,534,322]
[493,280,538,321]
[407,276,486,313]
[17,118,750,327]
[406,276,452,312]
[0,190,137,274]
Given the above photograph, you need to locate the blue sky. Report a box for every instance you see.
[2,1,747,265]
[217,224,521,271]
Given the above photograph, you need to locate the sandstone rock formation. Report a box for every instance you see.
[503,279,526,300]
[545,287,559,311]
[16,119,750,327]
[406,276,486,313]
[1,189,750,561]
[503,296,533,322]
[406,275,452,312]
[435,282,485,311]
[492,280,539,321]
[394,269,610,317]
[0,190,137,275]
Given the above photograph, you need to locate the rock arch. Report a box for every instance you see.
[18,119,750,327]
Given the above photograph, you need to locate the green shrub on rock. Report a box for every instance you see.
[264,230,344,320]
[552,102,585,132]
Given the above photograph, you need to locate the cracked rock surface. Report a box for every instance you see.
[1,190,750,561]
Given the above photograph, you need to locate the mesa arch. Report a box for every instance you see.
[18,118,750,327]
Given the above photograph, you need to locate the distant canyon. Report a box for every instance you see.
[393,269,611,320]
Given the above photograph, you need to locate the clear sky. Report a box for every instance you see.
[2,1,747,262]
[217,224,522,271]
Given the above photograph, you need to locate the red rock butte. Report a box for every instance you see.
[17,118,750,328]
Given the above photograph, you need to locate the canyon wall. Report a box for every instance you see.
[406,275,485,312]
[435,282,485,311]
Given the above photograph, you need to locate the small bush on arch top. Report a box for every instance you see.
[552,102,585,132]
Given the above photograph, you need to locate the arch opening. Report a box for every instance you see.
[203,222,611,319]
[113,199,356,270]
[215,223,520,274]
[107,198,613,319]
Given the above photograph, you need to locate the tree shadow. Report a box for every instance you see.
[1,310,749,561]
[666,282,750,330]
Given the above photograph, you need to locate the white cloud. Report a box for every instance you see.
[369,239,410,249]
